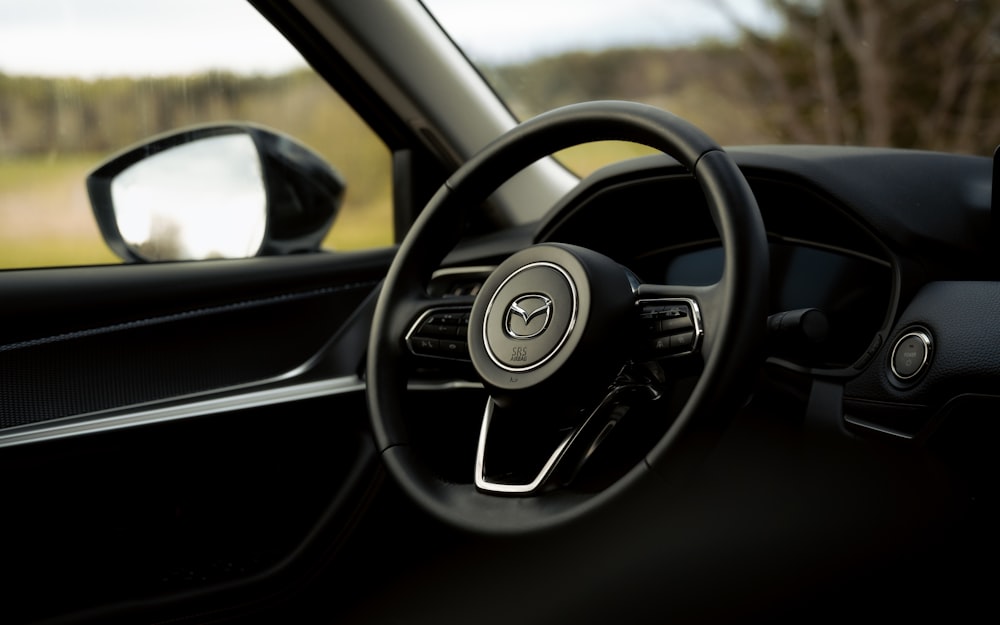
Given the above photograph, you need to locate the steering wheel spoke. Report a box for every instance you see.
[476,364,664,494]
[474,398,577,494]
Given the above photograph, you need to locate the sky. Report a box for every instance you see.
[424,0,778,64]
[0,0,306,77]
[0,0,778,77]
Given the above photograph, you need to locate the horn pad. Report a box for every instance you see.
[468,243,635,408]
[483,262,576,371]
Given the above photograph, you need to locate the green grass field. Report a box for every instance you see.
[556,141,660,176]
[0,153,395,269]
[0,141,651,270]
[0,154,115,269]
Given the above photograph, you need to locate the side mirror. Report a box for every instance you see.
[87,123,345,262]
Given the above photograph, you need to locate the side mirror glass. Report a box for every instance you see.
[87,124,345,262]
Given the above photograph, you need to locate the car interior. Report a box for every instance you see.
[0,1,997,624]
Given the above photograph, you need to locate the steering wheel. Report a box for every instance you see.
[367,100,768,534]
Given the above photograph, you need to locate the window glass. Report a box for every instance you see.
[0,0,392,270]
[425,0,1000,176]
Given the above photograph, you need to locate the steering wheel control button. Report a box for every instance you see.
[484,262,577,372]
[439,338,469,358]
[406,307,473,360]
[890,330,932,382]
[639,300,701,356]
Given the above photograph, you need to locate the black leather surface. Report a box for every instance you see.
[845,281,1000,410]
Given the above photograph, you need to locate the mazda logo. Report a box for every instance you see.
[505,294,552,339]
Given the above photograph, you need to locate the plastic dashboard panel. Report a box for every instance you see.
[522,145,998,449]
[845,281,1000,437]
[534,151,898,373]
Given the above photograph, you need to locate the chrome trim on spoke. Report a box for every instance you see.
[474,399,574,494]
[0,376,366,450]
[474,364,663,494]
[684,297,704,353]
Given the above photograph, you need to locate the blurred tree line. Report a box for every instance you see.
[721,0,1000,154]
[0,69,390,212]
[0,71,281,156]
[0,0,997,162]
[487,0,1000,156]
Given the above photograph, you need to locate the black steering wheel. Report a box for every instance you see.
[367,100,768,534]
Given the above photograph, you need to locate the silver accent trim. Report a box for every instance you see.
[483,261,578,373]
[474,398,574,494]
[404,305,472,360]
[430,265,496,279]
[505,294,552,339]
[636,297,705,356]
[407,379,483,391]
[842,415,914,440]
[474,360,670,494]
[0,374,484,451]
[0,376,365,450]
[889,330,932,381]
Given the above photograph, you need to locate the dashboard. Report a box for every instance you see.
[533,152,899,373]
[432,144,995,444]
[639,242,891,369]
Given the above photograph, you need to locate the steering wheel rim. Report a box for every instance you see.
[367,100,768,534]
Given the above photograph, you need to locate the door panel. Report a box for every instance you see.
[0,252,389,427]
[0,249,393,624]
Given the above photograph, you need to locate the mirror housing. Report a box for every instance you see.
[87,123,345,262]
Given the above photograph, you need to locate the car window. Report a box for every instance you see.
[0,0,392,270]
[425,0,1000,176]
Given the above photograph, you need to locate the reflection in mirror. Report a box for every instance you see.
[111,134,267,261]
